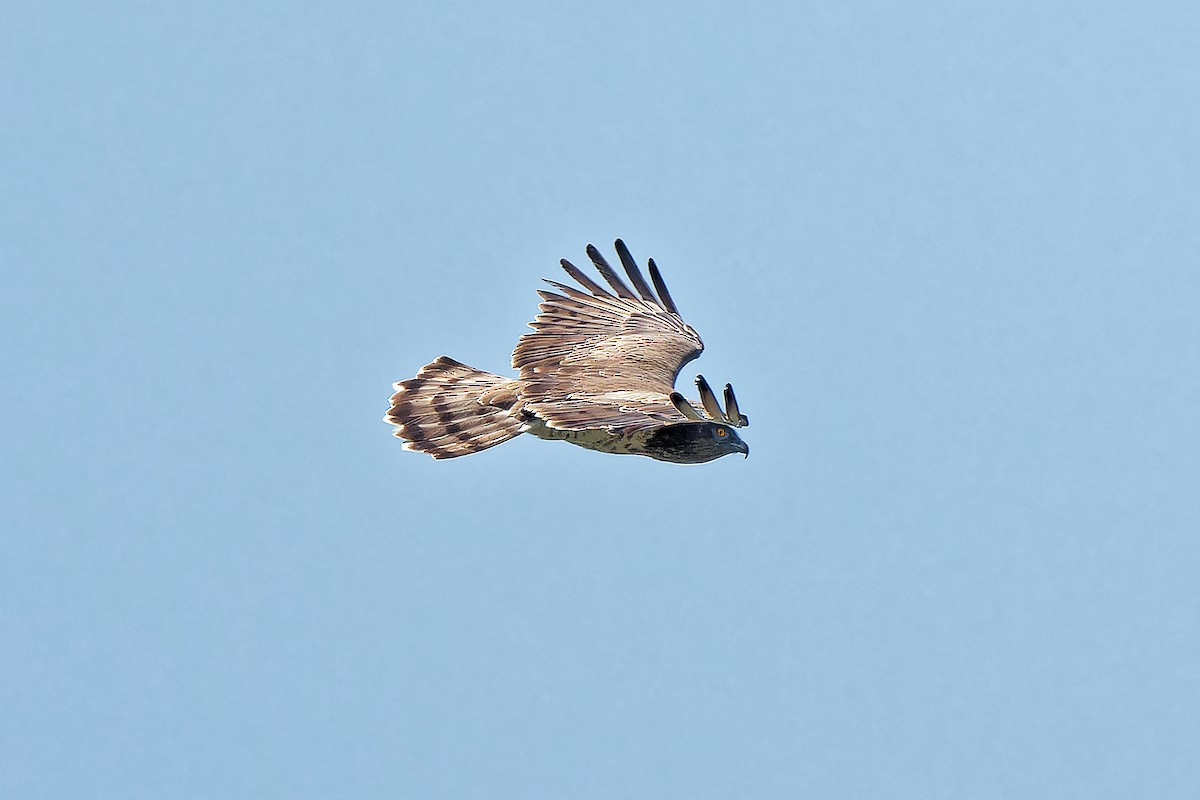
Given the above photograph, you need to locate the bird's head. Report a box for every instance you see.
[700,421,750,460]
[652,374,750,463]
[643,420,749,464]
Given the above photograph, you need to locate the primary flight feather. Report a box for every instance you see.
[384,240,749,463]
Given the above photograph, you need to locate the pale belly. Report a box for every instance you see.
[522,419,640,455]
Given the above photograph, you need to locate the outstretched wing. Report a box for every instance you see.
[512,240,704,432]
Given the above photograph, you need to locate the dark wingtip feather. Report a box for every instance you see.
[613,239,658,304]
[695,375,726,421]
[670,391,706,421]
[723,383,748,428]
[647,258,679,315]
[586,244,638,300]
[560,257,613,298]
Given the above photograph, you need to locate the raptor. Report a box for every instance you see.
[385,240,749,463]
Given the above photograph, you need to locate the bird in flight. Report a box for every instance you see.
[385,240,749,463]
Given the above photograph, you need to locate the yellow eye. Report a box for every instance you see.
[716,428,727,437]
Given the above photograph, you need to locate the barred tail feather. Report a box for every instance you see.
[385,356,523,459]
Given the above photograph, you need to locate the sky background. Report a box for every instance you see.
[3,1,1199,797]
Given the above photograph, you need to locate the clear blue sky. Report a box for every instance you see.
[3,1,1198,797]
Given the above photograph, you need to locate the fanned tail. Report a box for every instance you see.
[385,357,523,459]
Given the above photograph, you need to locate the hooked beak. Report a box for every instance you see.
[737,440,749,459]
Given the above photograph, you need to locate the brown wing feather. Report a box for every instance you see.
[512,241,705,432]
